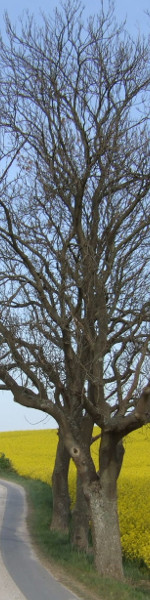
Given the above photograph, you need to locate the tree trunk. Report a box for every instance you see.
[50,429,70,533]
[63,422,124,577]
[71,414,93,551]
[87,431,125,579]
[71,473,90,551]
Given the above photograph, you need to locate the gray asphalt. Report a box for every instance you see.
[0,480,80,600]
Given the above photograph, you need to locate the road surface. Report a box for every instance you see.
[0,479,80,600]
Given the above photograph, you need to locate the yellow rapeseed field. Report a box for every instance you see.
[0,426,150,568]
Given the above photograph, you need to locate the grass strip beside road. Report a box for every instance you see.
[1,470,150,600]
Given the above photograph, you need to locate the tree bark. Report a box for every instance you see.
[71,473,90,551]
[50,429,71,533]
[87,432,125,579]
[71,414,93,551]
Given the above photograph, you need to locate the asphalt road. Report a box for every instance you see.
[0,480,80,600]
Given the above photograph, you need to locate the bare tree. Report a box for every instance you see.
[0,1,150,578]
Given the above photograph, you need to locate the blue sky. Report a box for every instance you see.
[0,0,149,431]
[0,0,149,36]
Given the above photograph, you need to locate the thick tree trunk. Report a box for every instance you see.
[89,480,123,578]
[63,422,125,577]
[88,431,125,579]
[50,430,70,533]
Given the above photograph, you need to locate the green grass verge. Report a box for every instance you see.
[0,468,150,600]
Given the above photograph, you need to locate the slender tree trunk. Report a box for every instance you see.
[88,431,125,579]
[50,429,70,533]
[71,473,90,551]
[71,414,93,551]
